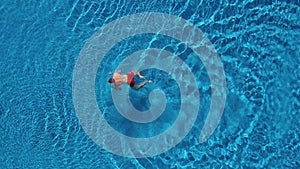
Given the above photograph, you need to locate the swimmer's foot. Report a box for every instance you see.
[148,80,152,83]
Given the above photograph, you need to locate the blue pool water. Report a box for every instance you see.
[1,0,299,168]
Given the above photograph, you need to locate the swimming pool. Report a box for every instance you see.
[0,0,299,168]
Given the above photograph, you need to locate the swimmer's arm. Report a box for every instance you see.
[114,84,121,90]
[109,70,121,74]
[111,85,121,90]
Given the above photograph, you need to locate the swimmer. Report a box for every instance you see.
[108,70,152,90]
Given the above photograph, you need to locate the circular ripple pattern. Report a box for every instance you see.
[72,12,226,158]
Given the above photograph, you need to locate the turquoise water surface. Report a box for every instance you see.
[1,0,299,168]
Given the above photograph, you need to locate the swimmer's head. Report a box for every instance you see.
[108,78,114,83]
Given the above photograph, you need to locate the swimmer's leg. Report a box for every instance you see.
[133,70,145,79]
[134,80,152,90]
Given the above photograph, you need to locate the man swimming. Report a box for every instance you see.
[108,70,152,90]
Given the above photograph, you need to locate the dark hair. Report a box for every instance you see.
[108,78,114,83]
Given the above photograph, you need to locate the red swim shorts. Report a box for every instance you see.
[127,71,135,87]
